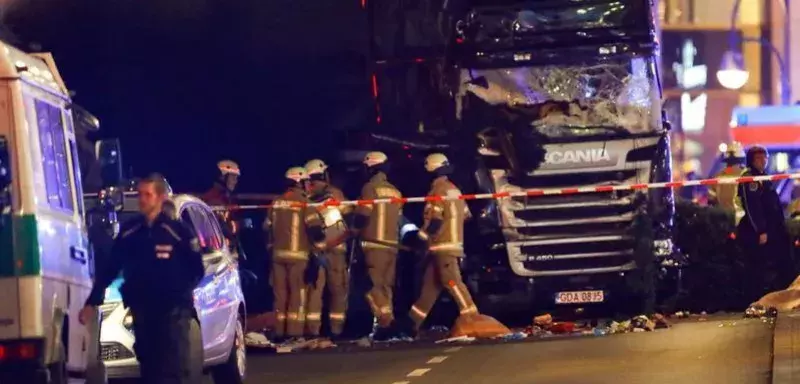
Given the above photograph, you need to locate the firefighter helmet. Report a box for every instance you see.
[217,160,241,176]
[285,167,309,183]
[363,151,388,167]
[424,153,450,173]
[719,142,745,158]
[305,159,328,176]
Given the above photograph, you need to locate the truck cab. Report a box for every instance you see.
[355,0,678,317]
[0,43,105,383]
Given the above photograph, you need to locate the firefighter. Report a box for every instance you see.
[264,167,327,343]
[407,153,478,334]
[351,151,403,339]
[303,158,351,339]
[79,174,204,383]
[737,146,796,302]
[200,160,242,247]
[708,142,746,224]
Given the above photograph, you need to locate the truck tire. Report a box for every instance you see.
[211,315,246,384]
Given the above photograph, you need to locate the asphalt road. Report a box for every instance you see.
[243,315,774,384]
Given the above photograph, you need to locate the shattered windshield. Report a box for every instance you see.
[459,56,662,137]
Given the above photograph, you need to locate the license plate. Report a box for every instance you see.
[555,290,604,304]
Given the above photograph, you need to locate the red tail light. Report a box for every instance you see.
[0,341,40,362]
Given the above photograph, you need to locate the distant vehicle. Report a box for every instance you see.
[0,41,106,383]
[722,105,800,206]
[84,193,247,383]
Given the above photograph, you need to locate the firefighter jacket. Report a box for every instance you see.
[709,165,746,225]
[199,183,239,240]
[788,198,800,220]
[265,187,324,260]
[355,172,403,250]
[419,176,471,256]
[309,181,351,251]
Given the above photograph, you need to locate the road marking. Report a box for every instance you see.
[444,346,463,353]
[407,368,431,377]
[427,356,449,364]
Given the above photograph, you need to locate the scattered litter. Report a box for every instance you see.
[355,337,372,348]
[533,314,553,327]
[745,304,778,319]
[435,335,476,344]
[549,322,576,334]
[244,332,273,348]
[495,332,528,341]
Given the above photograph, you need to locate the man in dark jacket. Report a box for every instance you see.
[737,146,796,302]
[79,174,204,384]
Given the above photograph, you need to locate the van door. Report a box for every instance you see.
[23,93,91,370]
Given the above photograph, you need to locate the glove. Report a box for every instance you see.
[304,256,322,285]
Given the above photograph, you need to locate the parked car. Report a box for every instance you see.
[90,194,247,383]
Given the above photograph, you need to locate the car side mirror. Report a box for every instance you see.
[96,139,124,187]
[0,136,10,192]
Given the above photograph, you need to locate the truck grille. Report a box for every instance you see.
[494,165,649,277]
[101,342,135,361]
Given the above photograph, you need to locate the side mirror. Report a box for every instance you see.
[95,139,124,187]
[0,136,11,192]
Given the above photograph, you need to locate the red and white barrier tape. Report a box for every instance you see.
[211,172,800,211]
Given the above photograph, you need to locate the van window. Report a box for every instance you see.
[35,99,74,213]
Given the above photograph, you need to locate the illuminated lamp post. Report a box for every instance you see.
[716,0,792,105]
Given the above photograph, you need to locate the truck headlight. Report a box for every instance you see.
[653,239,673,257]
[123,311,133,330]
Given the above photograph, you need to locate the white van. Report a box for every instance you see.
[0,43,105,383]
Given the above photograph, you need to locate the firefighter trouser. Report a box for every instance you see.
[364,248,397,327]
[305,249,349,336]
[131,307,203,384]
[409,252,478,329]
[272,258,309,337]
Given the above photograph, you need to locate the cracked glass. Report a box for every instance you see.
[459,56,662,137]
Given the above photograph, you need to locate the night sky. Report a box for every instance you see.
[3,0,372,193]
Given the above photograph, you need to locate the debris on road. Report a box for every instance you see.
[245,331,274,348]
[449,313,511,339]
[750,277,800,312]
[435,335,476,344]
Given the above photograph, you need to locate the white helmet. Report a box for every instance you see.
[285,167,309,183]
[217,160,241,176]
[424,153,450,173]
[304,159,328,176]
[363,151,388,167]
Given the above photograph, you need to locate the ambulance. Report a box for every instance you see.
[0,42,105,383]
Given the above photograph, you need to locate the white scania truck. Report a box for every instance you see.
[0,42,105,383]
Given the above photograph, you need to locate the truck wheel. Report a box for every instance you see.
[211,315,246,384]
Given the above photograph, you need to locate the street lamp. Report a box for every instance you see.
[716,0,792,105]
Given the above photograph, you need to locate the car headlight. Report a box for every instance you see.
[123,311,133,330]
[653,239,673,257]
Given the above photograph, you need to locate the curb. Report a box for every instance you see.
[772,312,800,384]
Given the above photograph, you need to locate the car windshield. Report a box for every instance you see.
[460,56,662,138]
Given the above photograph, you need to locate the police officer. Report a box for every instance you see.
[407,153,478,334]
[79,174,204,384]
[303,159,351,339]
[264,167,327,343]
[351,151,403,338]
[709,142,746,225]
[737,146,796,301]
